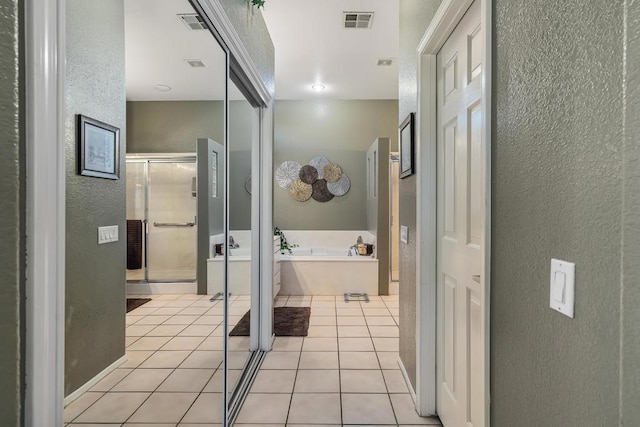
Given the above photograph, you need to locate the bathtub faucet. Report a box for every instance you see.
[356,235,363,245]
[349,245,358,256]
[228,235,240,249]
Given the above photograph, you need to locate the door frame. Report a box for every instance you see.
[24,0,274,424]
[414,0,492,423]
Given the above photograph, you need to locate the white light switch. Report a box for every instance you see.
[550,259,574,318]
[98,225,119,244]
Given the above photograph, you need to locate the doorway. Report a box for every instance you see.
[389,153,400,284]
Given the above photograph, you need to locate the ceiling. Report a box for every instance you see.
[124,0,399,101]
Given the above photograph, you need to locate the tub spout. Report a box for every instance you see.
[228,235,240,249]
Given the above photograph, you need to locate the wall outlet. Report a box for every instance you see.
[98,225,119,244]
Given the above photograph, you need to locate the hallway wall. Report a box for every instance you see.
[64,0,127,396]
[491,0,631,424]
[0,0,24,423]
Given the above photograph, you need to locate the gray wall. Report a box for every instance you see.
[274,100,398,230]
[0,0,24,423]
[397,0,441,390]
[65,0,127,396]
[491,0,631,425]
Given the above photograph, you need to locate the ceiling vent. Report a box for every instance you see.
[343,12,374,29]
[377,59,393,66]
[185,59,206,68]
[178,13,207,30]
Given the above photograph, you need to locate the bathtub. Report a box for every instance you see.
[279,241,379,296]
[207,231,252,296]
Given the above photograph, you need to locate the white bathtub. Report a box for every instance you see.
[280,245,378,296]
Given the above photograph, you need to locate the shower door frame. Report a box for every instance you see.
[126,154,198,284]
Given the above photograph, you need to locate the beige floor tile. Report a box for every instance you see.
[369,326,399,338]
[377,352,400,369]
[250,369,297,393]
[286,300,311,307]
[313,295,336,301]
[121,350,154,368]
[236,393,291,424]
[365,316,397,326]
[148,307,183,316]
[373,337,399,352]
[341,369,387,393]
[261,350,300,369]
[383,369,411,393]
[228,336,250,351]
[307,325,338,337]
[203,369,242,392]
[63,392,104,422]
[309,316,337,326]
[197,336,224,350]
[302,337,338,352]
[287,393,341,424]
[363,308,392,316]
[161,336,206,351]
[341,393,396,425]
[111,368,172,392]
[127,392,197,423]
[157,368,213,392]
[139,350,191,369]
[336,308,363,316]
[128,307,158,316]
[134,315,171,325]
[384,301,400,308]
[179,350,223,369]
[391,394,441,424]
[89,368,132,392]
[180,393,224,424]
[125,336,140,347]
[178,324,216,336]
[74,392,149,423]
[228,351,252,369]
[309,308,335,316]
[298,351,339,370]
[179,306,210,316]
[338,337,374,352]
[272,337,304,352]
[126,325,156,337]
[337,316,366,326]
[294,369,340,393]
[126,315,143,325]
[146,324,188,337]
[193,315,223,325]
[163,315,199,325]
[337,326,371,337]
[388,308,399,316]
[123,424,175,427]
[339,352,380,370]
[162,300,194,308]
[127,336,172,351]
[310,301,336,308]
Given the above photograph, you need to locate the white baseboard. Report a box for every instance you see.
[63,354,127,407]
[126,282,197,295]
[398,355,417,402]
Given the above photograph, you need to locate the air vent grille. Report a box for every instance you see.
[185,59,206,68]
[377,59,393,66]
[178,13,207,30]
[344,12,374,29]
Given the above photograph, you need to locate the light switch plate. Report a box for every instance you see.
[98,225,119,244]
[400,226,408,244]
[550,258,575,318]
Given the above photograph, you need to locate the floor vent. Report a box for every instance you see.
[343,12,374,29]
[178,13,207,30]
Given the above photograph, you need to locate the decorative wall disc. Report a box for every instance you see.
[323,163,342,183]
[327,173,350,196]
[290,179,312,202]
[276,161,302,190]
[299,165,319,184]
[309,156,331,179]
[312,179,334,202]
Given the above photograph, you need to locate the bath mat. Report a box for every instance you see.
[229,307,311,337]
[126,298,152,313]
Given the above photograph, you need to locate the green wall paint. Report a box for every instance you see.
[0,0,24,423]
[64,0,127,396]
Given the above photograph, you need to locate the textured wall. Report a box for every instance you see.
[491,0,624,425]
[274,100,398,230]
[65,0,127,396]
[398,0,441,390]
[622,0,640,423]
[0,0,24,423]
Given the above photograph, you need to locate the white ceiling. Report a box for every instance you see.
[124,0,399,101]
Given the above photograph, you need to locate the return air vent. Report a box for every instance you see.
[343,12,374,29]
[178,13,207,30]
[185,59,206,68]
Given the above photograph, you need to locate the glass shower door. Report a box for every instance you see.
[126,161,147,281]
[147,160,197,281]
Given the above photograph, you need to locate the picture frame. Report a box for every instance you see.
[77,114,120,180]
[399,112,415,179]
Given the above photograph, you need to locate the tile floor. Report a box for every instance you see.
[63,293,440,426]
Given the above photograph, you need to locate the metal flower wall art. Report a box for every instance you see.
[275,156,351,203]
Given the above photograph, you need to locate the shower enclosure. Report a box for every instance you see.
[126,155,198,283]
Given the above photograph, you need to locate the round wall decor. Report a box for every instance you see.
[299,165,319,184]
[323,163,342,183]
[327,173,350,196]
[290,179,313,202]
[309,156,331,179]
[275,160,302,190]
[312,179,334,202]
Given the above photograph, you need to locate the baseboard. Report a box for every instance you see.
[63,354,127,407]
[127,282,197,295]
[397,355,417,403]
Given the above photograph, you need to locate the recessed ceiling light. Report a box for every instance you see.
[377,59,393,66]
[154,84,172,92]
[311,84,326,91]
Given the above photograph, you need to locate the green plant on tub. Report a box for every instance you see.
[274,227,298,255]
[251,0,266,8]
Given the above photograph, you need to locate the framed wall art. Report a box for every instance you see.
[399,112,415,179]
[77,114,120,180]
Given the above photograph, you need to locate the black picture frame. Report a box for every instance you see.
[399,112,415,179]
[77,114,120,180]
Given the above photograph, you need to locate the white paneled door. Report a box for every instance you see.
[436,1,485,426]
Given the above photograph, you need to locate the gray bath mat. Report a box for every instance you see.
[229,307,311,337]
[126,298,151,313]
